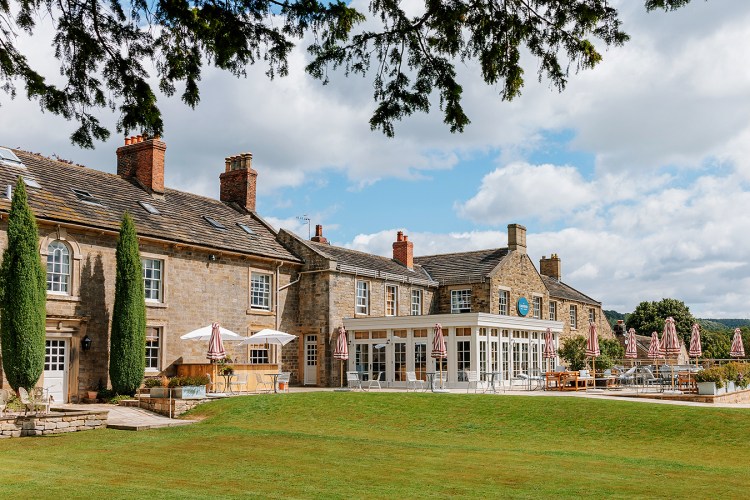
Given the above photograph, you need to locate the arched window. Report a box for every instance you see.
[46,240,70,293]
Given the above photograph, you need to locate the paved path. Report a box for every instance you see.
[58,403,197,431]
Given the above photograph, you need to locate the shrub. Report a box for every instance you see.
[695,366,726,389]
[143,378,163,388]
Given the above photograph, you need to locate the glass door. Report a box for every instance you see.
[394,341,407,384]
[414,342,427,381]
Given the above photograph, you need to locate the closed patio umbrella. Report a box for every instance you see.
[431,323,447,390]
[543,328,556,371]
[647,331,663,368]
[730,328,745,358]
[625,328,638,360]
[661,317,681,391]
[585,321,600,376]
[688,323,702,365]
[207,322,227,361]
[333,326,349,388]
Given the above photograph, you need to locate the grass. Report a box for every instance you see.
[1,393,749,499]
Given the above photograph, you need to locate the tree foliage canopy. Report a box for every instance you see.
[109,212,146,396]
[0,0,698,147]
[626,298,696,345]
[0,178,47,391]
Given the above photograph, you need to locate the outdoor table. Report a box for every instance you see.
[482,371,503,393]
[222,373,236,394]
[425,372,448,392]
[265,373,281,393]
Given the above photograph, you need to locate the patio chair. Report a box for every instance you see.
[277,372,291,393]
[368,372,383,390]
[640,367,662,390]
[346,371,362,390]
[0,388,9,416]
[255,373,271,394]
[577,370,595,390]
[466,371,480,393]
[616,366,637,387]
[406,371,425,392]
[230,374,248,394]
[18,387,51,415]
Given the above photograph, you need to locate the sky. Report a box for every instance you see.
[2,1,750,317]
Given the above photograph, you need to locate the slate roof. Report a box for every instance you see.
[0,148,300,262]
[307,241,437,285]
[414,248,509,284]
[541,275,600,306]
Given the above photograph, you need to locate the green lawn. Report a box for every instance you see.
[1,393,748,499]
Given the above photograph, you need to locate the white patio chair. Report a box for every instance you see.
[406,371,425,392]
[230,374,248,394]
[19,387,51,415]
[617,366,636,387]
[0,388,9,416]
[277,372,291,393]
[466,371,480,393]
[346,371,362,390]
[368,372,383,390]
[255,372,271,394]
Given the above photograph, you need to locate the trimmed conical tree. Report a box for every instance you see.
[0,177,47,391]
[109,212,146,395]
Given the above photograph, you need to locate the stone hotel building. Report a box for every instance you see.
[0,140,610,399]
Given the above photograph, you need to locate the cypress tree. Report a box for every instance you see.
[109,212,146,395]
[0,177,47,391]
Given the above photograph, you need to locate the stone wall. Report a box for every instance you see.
[0,409,108,438]
[140,397,208,417]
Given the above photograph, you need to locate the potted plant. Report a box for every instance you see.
[148,375,171,398]
[695,366,726,396]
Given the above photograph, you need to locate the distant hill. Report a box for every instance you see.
[699,319,750,330]
[603,311,749,331]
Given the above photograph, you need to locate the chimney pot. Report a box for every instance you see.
[220,151,258,212]
[311,224,328,244]
[393,232,414,270]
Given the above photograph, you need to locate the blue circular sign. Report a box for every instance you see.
[517,297,529,317]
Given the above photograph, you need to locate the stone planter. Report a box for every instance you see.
[727,381,736,393]
[697,382,726,396]
[149,387,170,398]
[172,386,206,399]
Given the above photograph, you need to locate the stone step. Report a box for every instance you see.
[118,400,140,407]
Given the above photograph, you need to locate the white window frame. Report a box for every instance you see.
[386,284,398,316]
[549,301,557,321]
[356,280,369,315]
[249,348,270,364]
[533,296,542,319]
[499,289,509,315]
[570,305,578,329]
[145,327,163,372]
[451,289,472,313]
[589,308,596,323]
[142,258,164,302]
[411,289,423,316]
[46,240,71,294]
[250,271,273,311]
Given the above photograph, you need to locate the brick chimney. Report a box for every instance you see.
[540,254,562,280]
[507,223,527,254]
[116,135,166,195]
[393,231,414,270]
[220,153,257,212]
[311,224,329,244]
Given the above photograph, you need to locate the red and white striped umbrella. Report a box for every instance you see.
[431,323,447,359]
[661,317,681,357]
[585,321,600,358]
[333,326,349,361]
[625,328,638,359]
[730,328,745,358]
[206,322,227,361]
[647,331,663,359]
[543,328,556,359]
[688,323,702,359]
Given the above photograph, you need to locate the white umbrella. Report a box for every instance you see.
[239,329,296,346]
[180,324,244,340]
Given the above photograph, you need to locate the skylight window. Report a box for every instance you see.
[138,201,160,215]
[203,216,226,230]
[237,223,256,235]
[71,188,104,206]
[0,148,24,167]
[22,176,41,189]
